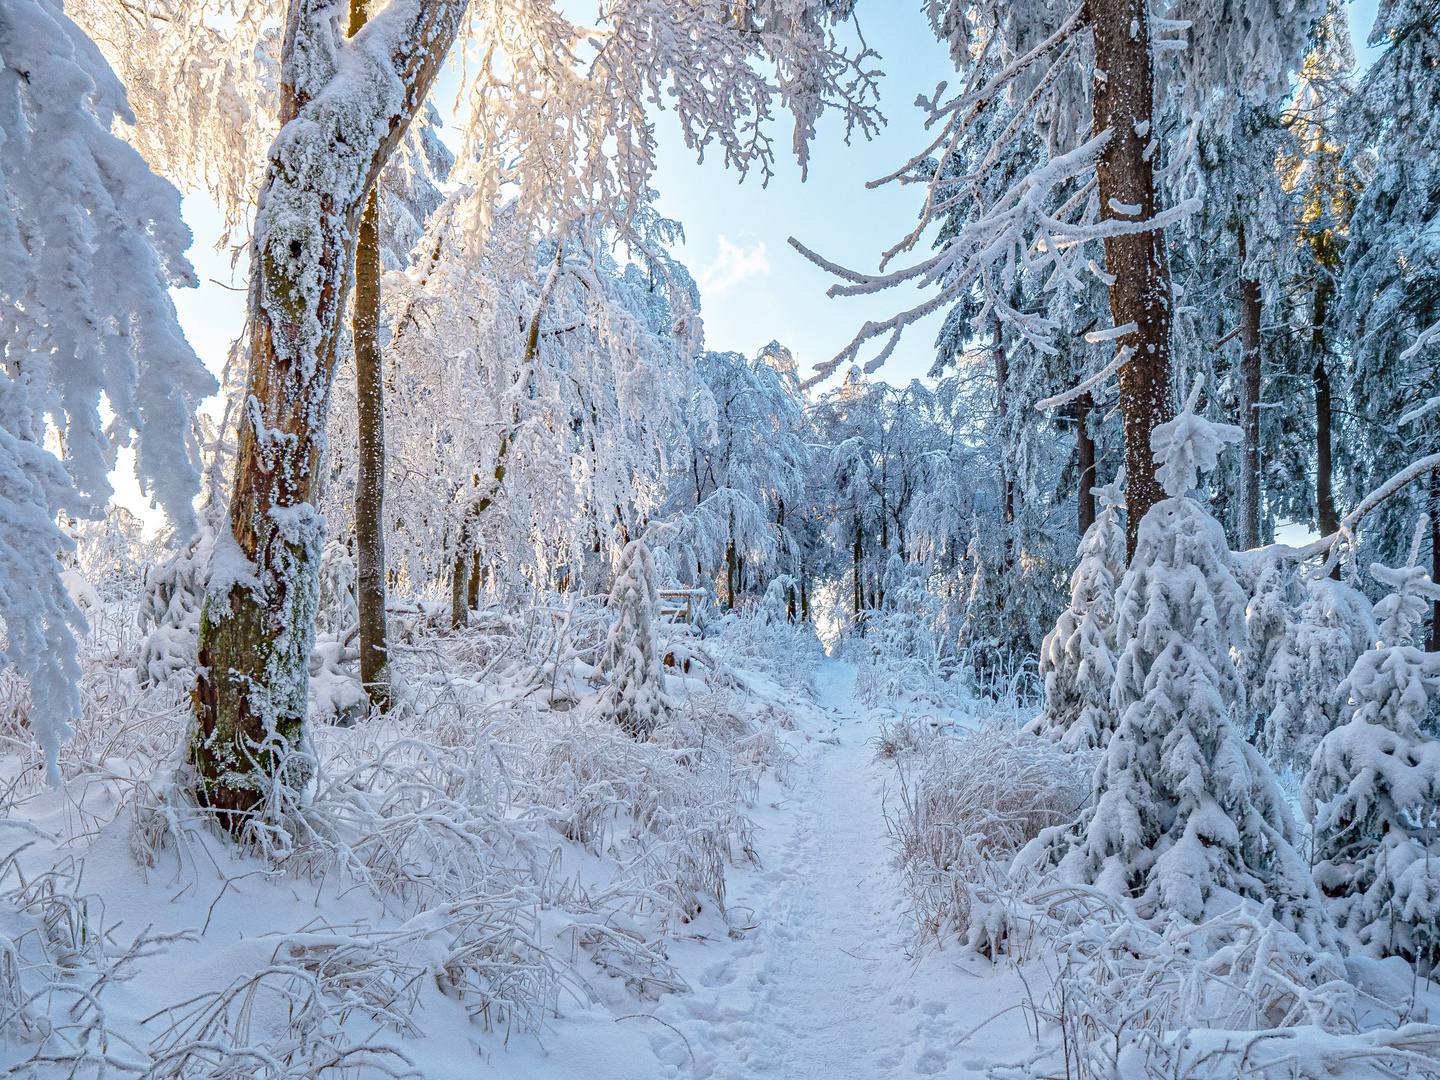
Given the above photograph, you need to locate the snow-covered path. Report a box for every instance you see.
[638,659,1035,1079]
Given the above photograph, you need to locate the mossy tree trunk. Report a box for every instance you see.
[192,0,465,825]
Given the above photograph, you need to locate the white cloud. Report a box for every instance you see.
[695,235,770,298]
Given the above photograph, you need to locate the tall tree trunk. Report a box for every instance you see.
[726,511,737,610]
[1431,473,1440,652]
[853,517,863,617]
[1236,219,1263,552]
[994,318,1014,572]
[1092,0,1174,561]
[1312,274,1338,537]
[467,551,480,609]
[351,22,389,707]
[192,0,464,824]
[450,552,467,631]
[1077,391,1096,535]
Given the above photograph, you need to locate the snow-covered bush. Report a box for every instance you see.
[137,503,221,688]
[1260,571,1376,772]
[1304,518,1440,965]
[1030,474,1125,749]
[1004,887,1440,1080]
[1045,381,1328,941]
[885,721,1089,952]
[706,581,825,693]
[599,541,667,739]
[856,556,949,706]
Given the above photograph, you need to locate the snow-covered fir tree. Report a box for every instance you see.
[600,539,666,740]
[1304,518,1440,963]
[1259,570,1375,771]
[1340,0,1440,567]
[1030,474,1125,750]
[1051,381,1328,942]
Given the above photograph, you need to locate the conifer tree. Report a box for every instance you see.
[1054,381,1327,942]
[1031,474,1125,749]
[601,540,666,741]
[1260,572,1375,771]
[1304,518,1440,962]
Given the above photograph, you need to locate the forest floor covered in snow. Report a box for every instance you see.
[1,602,1439,1080]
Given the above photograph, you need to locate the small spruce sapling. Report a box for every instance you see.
[1030,473,1126,749]
[1304,518,1440,963]
[1052,380,1328,942]
[1261,572,1376,772]
[601,540,667,740]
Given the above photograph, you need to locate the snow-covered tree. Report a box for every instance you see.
[0,0,214,777]
[661,342,810,608]
[1340,0,1440,568]
[796,0,1326,556]
[1053,381,1327,941]
[1304,518,1440,963]
[600,539,665,740]
[1259,571,1375,772]
[325,204,696,616]
[187,0,881,817]
[1030,474,1125,749]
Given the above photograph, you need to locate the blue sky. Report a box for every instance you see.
[129,0,1388,529]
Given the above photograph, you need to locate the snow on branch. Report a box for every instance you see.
[1034,346,1133,411]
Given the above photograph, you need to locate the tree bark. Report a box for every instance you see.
[994,317,1014,572]
[352,188,389,707]
[1312,274,1338,537]
[1236,219,1263,551]
[1077,392,1096,535]
[852,516,863,617]
[1091,0,1174,561]
[1431,472,1440,652]
[192,0,465,824]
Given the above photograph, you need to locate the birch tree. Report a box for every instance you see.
[184,0,881,820]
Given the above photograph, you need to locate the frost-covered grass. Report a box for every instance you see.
[0,582,799,1077]
[881,717,1090,953]
[875,699,1440,1080]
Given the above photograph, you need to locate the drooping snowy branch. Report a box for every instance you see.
[0,0,215,776]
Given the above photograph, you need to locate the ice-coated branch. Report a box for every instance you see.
[1034,346,1134,411]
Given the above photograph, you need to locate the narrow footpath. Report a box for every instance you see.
[644,660,1036,1078]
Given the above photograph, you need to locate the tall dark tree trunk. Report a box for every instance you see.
[1077,392,1096,535]
[351,0,389,707]
[1092,0,1174,561]
[1312,275,1338,537]
[467,551,481,610]
[993,315,1015,572]
[192,0,463,824]
[852,517,863,617]
[1431,473,1440,652]
[450,552,467,631]
[1236,219,1263,552]
[726,512,737,610]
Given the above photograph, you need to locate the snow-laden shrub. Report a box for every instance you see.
[1304,519,1440,965]
[1002,887,1440,1080]
[707,578,825,693]
[884,720,1089,952]
[1260,571,1375,772]
[600,540,666,739]
[1045,381,1329,942]
[856,556,950,706]
[1030,474,1125,749]
[136,501,220,688]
